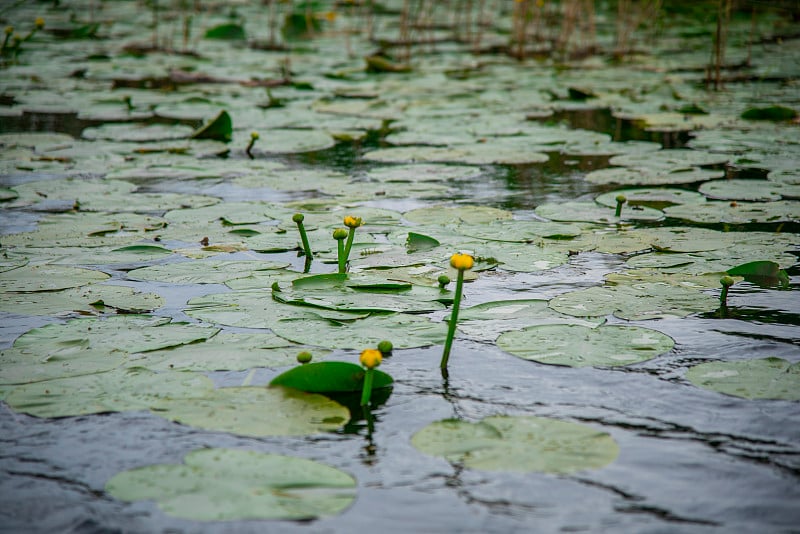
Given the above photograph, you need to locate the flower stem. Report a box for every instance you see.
[440,268,465,377]
[614,194,626,217]
[293,214,313,260]
[343,227,357,267]
[337,237,346,273]
[360,368,374,406]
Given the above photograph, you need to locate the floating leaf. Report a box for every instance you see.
[497,324,674,367]
[151,386,349,436]
[0,348,126,386]
[127,260,289,285]
[269,313,447,350]
[0,284,164,316]
[686,358,800,400]
[204,23,246,40]
[458,299,604,341]
[106,448,356,521]
[411,416,619,473]
[191,111,233,142]
[404,205,513,225]
[595,188,706,209]
[664,200,799,224]
[741,106,798,122]
[128,332,323,372]
[535,201,663,223]
[0,265,109,292]
[4,368,213,418]
[727,260,790,288]
[698,179,796,202]
[270,361,393,393]
[585,167,723,186]
[549,283,719,320]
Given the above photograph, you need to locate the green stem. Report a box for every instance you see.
[337,238,346,273]
[360,368,374,406]
[245,139,256,159]
[295,220,313,260]
[343,227,356,266]
[440,268,465,376]
[719,285,729,306]
[614,195,626,217]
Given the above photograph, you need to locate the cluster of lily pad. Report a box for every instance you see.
[0,0,798,525]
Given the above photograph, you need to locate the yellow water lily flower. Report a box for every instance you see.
[450,253,474,271]
[343,215,363,228]
[360,348,382,369]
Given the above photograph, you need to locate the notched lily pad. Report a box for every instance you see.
[270,361,393,393]
[411,416,619,473]
[497,324,674,367]
[105,448,356,521]
[686,357,800,400]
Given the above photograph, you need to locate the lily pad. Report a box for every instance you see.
[4,368,213,418]
[151,386,349,436]
[105,448,356,521]
[458,220,583,242]
[127,260,289,285]
[685,358,800,400]
[269,313,447,350]
[595,188,706,209]
[457,299,604,341]
[585,167,723,186]
[243,129,335,154]
[0,265,109,292]
[497,324,674,367]
[0,284,164,316]
[411,416,619,473]
[609,149,729,168]
[404,205,513,225]
[270,361,393,393]
[548,283,720,320]
[12,315,218,357]
[698,179,800,202]
[535,201,663,223]
[366,164,483,183]
[191,110,233,142]
[664,200,799,224]
[0,348,127,386]
[83,123,195,142]
[128,332,324,372]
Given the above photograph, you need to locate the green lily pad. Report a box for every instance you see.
[585,167,723,186]
[609,149,730,168]
[204,23,246,40]
[411,416,619,473]
[457,299,604,341]
[497,324,674,367]
[242,129,335,154]
[269,313,447,350]
[127,260,289,285]
[128,332,324,372]
[270,361,393,393]
[595,188,706,209]
[535,201,663,223]
[0,284,164,316]
[727,260,790,288]
[699,179,800,202]
[686,358,800,400]
[458,220,583,242]
[366,164,483,183]
[191,110,233,142]
[548,283,719,320]
[664,200,799,224]
[105,448,356,521]
[741,106,798,122]
[404,205,513,225]
[0,265,109,292]
[4,368,214,418]
[186,289,367,329]
[151,386,349,436]
[0,348,127,386]
[12,316,218,357]
[83,123,195,142]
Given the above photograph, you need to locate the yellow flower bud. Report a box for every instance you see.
[343,215,362,228]
[34,17,45,29]
[4,26,13,35]
[450,253,474,271]
[250,131,259,140]
[360,348,382,369]
[333,228,348,240]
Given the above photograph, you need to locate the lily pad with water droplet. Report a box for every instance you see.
[105,448,356,521]
[4,367,214,418]
[411,416,619,473]
[549,283,719,320]
[151,386,349,437]
[0,264,109,292]
[685,358,800,400]
[497,324,673,367]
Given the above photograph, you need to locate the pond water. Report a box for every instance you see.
[2,1,799,532]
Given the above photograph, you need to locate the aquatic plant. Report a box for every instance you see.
[342,215,363,269]
[293,213,314,260]
[360,348,382,406]
[297,351,313,364]
[719,275,735,307]
[333,228,348,273]
[377,340,393,356]
[440,253,474,377]
[245,131,259,158]
[614,194,627,217]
